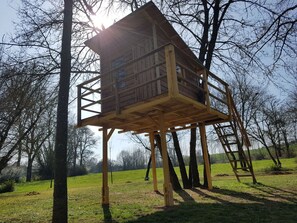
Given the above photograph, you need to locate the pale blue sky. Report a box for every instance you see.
[0,0,18,39]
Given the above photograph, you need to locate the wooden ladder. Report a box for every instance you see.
[213,96,257,183]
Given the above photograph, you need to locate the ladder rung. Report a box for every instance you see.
[230,159,244,162]
[235,167,250,171]
[226,150,239,154]
[222,134,235,137]
[218,124,232,128]
[223,142,238,146]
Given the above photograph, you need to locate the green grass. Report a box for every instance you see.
[1,158,297,223]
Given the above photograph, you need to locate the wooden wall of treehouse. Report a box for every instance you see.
[98,18,206,114]
[99,23,169,114]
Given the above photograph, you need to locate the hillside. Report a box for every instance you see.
[0,158,297,223]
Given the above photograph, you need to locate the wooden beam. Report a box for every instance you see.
[159,113,174,206]
[199,122,213,190]
[149,132,158,192]
[165,44,178,97]
[102,127,109,205]
[107,128,115,141]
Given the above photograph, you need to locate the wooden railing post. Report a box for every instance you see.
[165,44,178,97]
[204,69,210,111]
[226,86,232,120]
[114,83,120,115]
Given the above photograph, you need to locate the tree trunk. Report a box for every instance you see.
[171,131,191,189]
[52,0,73,222]
[155,134,182,191]
[26,157,33,182]
[17,143,22,167]
[263,144,278,166]
[144,156,152,181]
[282,130,291,157]
[189,127,200,187]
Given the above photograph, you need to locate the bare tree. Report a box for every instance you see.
[68,125,97,170]
[0,61,49,173]
[21,88,55,182]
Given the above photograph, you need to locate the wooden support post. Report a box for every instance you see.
[149,132,158,192]
[199,123,213,190]
[165,44,178,97]
[102,127,109,205]
[159,113,174,206]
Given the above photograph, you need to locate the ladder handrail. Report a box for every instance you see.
[229,95,251,147]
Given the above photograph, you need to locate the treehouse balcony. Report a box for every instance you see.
[77,44,232,133]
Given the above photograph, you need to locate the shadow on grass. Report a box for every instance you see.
[125,185,297,223]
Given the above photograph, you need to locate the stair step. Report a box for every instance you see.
[223,142,238,146]
[217,124,232,128]
[229,159,244,162]
[222,134,235,137]
[226,150,239,154]
[235,167,250,171]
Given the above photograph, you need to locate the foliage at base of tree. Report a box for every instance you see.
[68,166,88,177]
[0,180,15,193]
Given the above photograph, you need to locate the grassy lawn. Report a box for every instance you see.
[0,158,297,223]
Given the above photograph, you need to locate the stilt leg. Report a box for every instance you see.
[149,132,158,192]
[159,114,174,206]
[199,123,213,190]
[102,127,109,205]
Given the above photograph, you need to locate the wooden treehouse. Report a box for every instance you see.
[77,2,256,207]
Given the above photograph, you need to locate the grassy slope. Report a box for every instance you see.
[0,158,296,223]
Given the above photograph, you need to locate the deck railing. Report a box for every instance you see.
[77,44,231,126]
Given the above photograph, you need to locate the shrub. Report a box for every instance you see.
[253,152,266,160]
[0,180,15,193]
[264,165,292,174]
[68,166,88,177]
[0,166,25,183]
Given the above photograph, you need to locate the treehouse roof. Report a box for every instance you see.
[85,1,201,64]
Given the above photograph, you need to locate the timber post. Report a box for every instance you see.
[165,44,178,97]
[199,122,213,190]
[159,113,174,206]
[149,132,158,192]
[102,127,115,205]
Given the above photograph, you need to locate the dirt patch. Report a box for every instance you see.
[268,171,293,175]
[215,174,229,177]
[26,191,40,196]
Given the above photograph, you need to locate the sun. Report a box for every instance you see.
[91,14,115,30]
[90,7,126,31]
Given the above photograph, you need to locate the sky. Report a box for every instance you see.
[0,1,137,161]
[0,1,18,39]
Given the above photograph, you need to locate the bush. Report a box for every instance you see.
[0,166,25,183]
[264,165,292,174]
[68,166,88,177]
[0,180,15,193]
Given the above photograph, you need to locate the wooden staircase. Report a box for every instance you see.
[213,96,257,183]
